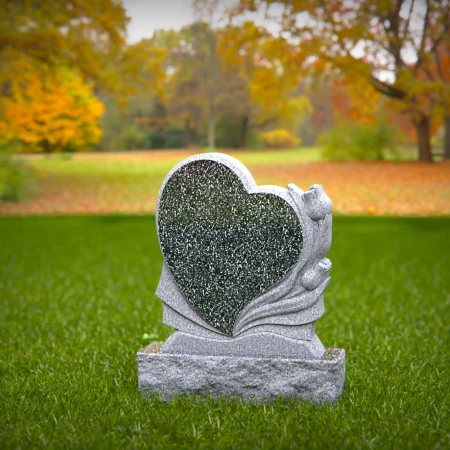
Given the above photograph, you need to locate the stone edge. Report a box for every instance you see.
[137,341,343,362]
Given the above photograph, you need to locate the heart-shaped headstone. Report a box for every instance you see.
[157,158,302,335]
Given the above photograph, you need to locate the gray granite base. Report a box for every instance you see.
[137,342,345,403]
[162,330,326,359]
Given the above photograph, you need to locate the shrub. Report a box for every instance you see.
[148,129,166,149]
[319,121,400,161]
[164,128,184,149]
[117,126,146,150]
[245,131,264,149]
[261,129,301,149]
[0,155,35,202]
[214,115,243,148]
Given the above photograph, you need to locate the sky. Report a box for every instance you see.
[122,0,280,43]
[123,0,197,43]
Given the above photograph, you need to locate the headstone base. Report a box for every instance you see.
[137,342,345,403]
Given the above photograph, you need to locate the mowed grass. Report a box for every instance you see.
[2,148,448,216]
[1,215,449,449]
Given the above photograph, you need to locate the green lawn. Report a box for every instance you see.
[1,216,449,449]
[25,147,324,198]
[18,148,325,210]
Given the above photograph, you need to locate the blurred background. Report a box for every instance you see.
[0,0,449,214]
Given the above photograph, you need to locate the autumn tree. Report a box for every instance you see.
[98,18,311,150]
[0,60,104,152]
[328,75,419,141]
[232,0,450,161]
[217,21,311,147]
[0,0,128,93]
[0,0,132,155]
[165,23,222,148]
[193,0,225,148]
[420,39,450,159]
[298,80,335,145]
[127,27,213,148]
[436,42,450,159]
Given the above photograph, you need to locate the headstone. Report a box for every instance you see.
[137,153,345,402]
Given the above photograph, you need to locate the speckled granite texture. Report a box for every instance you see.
[158,158,303,335]
[137,343,345,403]
[155,153,334,359]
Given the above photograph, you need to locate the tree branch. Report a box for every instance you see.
[416,0,430,68]
[370,75,406,99]
[401,0,415,40]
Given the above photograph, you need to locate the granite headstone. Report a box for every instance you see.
[137,153,345,402]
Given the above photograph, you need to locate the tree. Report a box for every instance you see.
[299,81,335,145]
[232,0,450,161]
[167,23,222,148]
[102,20,311,150]
[193,0,226,148]
[133,24,230,149]
[328,75,423,142]
[0,61,104,152]
[420,40,450,159]
[0,0,128,94]
[130,26,217,148]
[217,21,311,147]
[0,0,132,155]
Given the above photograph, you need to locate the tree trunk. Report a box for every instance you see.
[183,118,190,148]
[444,115,450,160]
[414,116,433,162]
[239,116,248,149]
[207,102,215,149]
[41,139,52,153]
[191,127,198,147]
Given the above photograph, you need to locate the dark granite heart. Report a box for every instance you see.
[157,158,302,335]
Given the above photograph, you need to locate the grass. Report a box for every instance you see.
[1,215,449,449]
[2,149,449,216]
[21,147,324,200]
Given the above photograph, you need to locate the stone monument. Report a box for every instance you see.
[137,153,345,402]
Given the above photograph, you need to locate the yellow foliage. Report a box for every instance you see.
[261,129,301,149]
[0,62,104,152]
[216,22,312,135]
[0,0,128,97]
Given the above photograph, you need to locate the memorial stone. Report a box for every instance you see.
[137,153,345,402]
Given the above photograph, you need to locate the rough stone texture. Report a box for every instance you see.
[137,343,345,403]
[162,330,325,359]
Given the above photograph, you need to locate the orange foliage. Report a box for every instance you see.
[329,76,439,141]
[0,63,104,152]
[330,77,383,125]
[414,41,450,128]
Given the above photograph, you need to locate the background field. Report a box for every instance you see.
[1,215,449,449]
[1,149,449,217]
